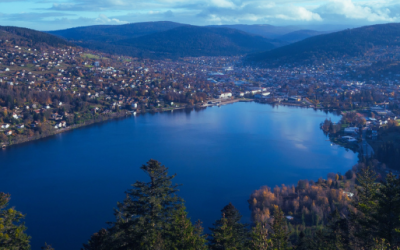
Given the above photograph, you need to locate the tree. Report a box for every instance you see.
[0,192,31,250]
[82,229,108,250]
[41,243,54,250]
[374,173,400,247]
[249,221,271,250]
[352,166,378,249]
[296,231,316,250]
[269,207,290,250]
[168,206,207,250]
[209,203,249,250]
[107,159,183,250]
[324,209,350,250]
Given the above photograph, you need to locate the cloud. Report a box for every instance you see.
[0,12,75,22]
[2,0,400,30]
[295,143,308,150]
[317,0,398,22]
[95,14,127,24]
[274,6,322,21]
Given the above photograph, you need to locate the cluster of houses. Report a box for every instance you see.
[2,37,400,141]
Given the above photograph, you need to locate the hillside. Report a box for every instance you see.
[117,26,276,57]
[47,21,186,42]
[50,25,277,58]
[247,23,400,65]
[208,24,300,38]
[0,26,72,48]
[277,29,326,43]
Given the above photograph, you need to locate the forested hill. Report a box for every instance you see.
[0,26,72,47]
[47,21,186,42]
[116,26,277,57]
[277,30,327,43]
[50,25,278,59]
[247,23,400,65]
[207,24,300,38]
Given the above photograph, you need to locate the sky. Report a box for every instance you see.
[0,0,399,31]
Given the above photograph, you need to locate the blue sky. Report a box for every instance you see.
[0,0,399,31]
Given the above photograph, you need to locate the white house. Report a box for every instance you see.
[217,92,232,98]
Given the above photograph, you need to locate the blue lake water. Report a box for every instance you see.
[0,102,357,249]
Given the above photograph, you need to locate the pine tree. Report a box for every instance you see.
[81,229,108,250]
[249,221,271,250]
[107,159,183,250]
[41,243,55,250]
[352,166,378,249]
[0,192,31,250]
[269,207,290,250]
[313,229,334,250]
[209,203,249,250]
[374,173,400,247]
[168,206,207,250]
[295,231,316,250]
[324,209,350,250]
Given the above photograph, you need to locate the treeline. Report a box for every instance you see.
[321,111,366,135]
[2,159,400,249]
[376,140,400,171]
[247,23,400,65]
[249,171,355,230]
[55,26,276,59]
[0,26,72,48]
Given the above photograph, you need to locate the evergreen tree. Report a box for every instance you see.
[41,243,55,250]
[295,231,316,250]
[82,229,108,250]
[0,193,30,250]
[249,221,271,250]
[312,229,334,250]
[209,203,249,250]
[324,209,350,250]
[108,159,183,250]
[374,173,400,247]
[269,207,290,250]
[168,206,207,250]
[352,166,378,249]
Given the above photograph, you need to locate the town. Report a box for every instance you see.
[1,37,400,153]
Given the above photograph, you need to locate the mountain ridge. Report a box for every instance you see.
[246,23,400,65]
[48,23,280,59]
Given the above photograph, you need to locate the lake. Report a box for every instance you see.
[0,102,357,249]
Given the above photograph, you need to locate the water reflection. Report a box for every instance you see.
[0,102,357,250]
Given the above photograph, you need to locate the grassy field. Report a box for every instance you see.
[81,53,100,59]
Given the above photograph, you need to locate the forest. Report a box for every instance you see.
[247,23,400,65]
[50,25,276,59]
[0,26,72,48]
[2,158,400,250]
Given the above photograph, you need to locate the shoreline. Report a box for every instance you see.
[0,98,356,149]
[1,98,249,149]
